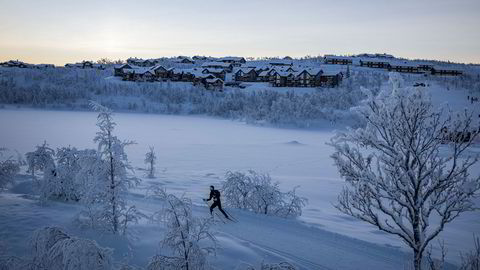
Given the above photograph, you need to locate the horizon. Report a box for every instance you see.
[1,0,479,66]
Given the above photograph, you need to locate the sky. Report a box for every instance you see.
[0,0,479,65]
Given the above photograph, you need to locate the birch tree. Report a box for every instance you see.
[80,101,141,234]
[329,74,480,270]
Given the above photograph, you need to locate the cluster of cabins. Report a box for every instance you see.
[324,54,463,76]
[114,56,345,90]
[64,61,105,70]
[0,60,55,69]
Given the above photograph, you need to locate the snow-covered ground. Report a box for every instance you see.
[0,80,479,269]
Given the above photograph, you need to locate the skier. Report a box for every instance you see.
[203,185,229,220]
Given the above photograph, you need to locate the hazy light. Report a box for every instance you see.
[0,0,479,65]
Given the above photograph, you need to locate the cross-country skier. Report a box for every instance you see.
[203,185,229,219]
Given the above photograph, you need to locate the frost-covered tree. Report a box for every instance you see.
[49,146,84,201]
[222,170,307,218]
[25,141,55,180]
[0,148,21,191]
[147,186,217,270]
[459,236,480,270]
[329,73,480,270]
[30,226,112,270]
[77,102,141,234]
[144,146,157,178]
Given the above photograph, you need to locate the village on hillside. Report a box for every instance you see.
[1,53,466,92]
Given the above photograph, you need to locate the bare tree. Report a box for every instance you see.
[330,74,480,270]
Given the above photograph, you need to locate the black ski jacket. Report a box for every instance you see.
[207,190,221,202]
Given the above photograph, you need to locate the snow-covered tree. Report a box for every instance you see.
[49,146,84,201]
[77,102,141,234]
[329,73,480,270]
[147,186,217,270]
[0,148,21,191]
[459,236,480,270]
[222,170,307,218]
[25,141,55,180]
[30,226,112,270]
[144,146,157,178]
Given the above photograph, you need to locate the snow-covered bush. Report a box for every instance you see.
[30,226,112,270]
[144,146,157,178]
[0,148,21,191]
[76,102,141,234]
[148,186,217,270]
[330,73,480,270]
[222,170,307,218]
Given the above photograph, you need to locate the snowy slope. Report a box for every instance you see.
[1,94,479,268]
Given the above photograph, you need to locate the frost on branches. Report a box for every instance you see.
[147,186,217,270]
[222,170,307,218]
[144,146,157,178]
[0,148,21,191]
[30,226,112,270]
[330,73,480,270]
[76,102,141,234]
[25,141,56,203]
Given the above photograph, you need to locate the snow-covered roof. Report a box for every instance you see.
[324,55,354,60]
[206,78,223,83]
[203,68,225,73]
[202,62,233,68]
[124,67,154,75]
[218,56,245,62]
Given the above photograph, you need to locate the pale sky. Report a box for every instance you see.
[1,0,479,65]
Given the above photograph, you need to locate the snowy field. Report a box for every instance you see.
[1,87,479,269]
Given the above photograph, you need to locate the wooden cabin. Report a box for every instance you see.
[359,59,391,69]
[218,57,246,67]
[273,71,296,87]
[388,62,422,73]
[431,66,463,76]
[151,65,171,80]
[202,68,226,80]
[201,62,233,73]
[114,64,133,77]
[234,68,258,82]
[204,78,224,91]
[324,55,353,65]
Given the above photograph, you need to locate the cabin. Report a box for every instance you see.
[257,70,270,82]
[204,78,224,91]
[388,62,422,74]
[202,68,226,80]
[324,55,353,65]
[127,58,156,67]
[218,57,246,67]
[201,62,233,73]
[151,65,171,80]
[359,59,391,69]
[431,66,463,76]
[175,57,195,64]
[114,64,133,77]
[122,68,155,82]
[234,68,258,82]
[2,60,29,68]
[193,55,208,61]
[273,71,296,87]
[318,70,343,87]
[294,70,313,87]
